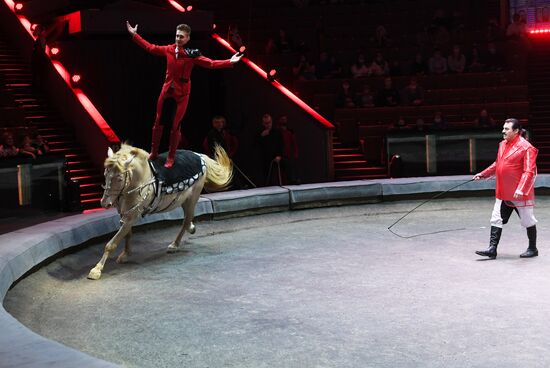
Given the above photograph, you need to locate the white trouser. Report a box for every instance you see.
[490,199,537,228]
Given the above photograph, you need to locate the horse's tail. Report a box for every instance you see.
[202,145,233,191]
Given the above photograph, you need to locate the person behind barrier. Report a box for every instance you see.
[257,114,283,186]
[474,118,538,259]
[203,115,238,158]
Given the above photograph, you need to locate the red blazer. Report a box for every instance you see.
[133,34,233,99]
[480,135,538,201]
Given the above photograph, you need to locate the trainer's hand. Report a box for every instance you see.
[230,52,243,64]
[513,189,523,199]
[473,173,483,180]
[126,21,138,36]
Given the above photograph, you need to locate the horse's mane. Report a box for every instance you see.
[104,143,149,172]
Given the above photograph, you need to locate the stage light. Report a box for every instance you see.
[186,5,192,11]
[50,46,60,57]
[71,74,81,87]
[14,2,23,13]
[267,69,277,82]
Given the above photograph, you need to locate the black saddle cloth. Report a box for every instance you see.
[150,150,205,186]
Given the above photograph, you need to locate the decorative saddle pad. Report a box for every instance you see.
[150,150,206,194]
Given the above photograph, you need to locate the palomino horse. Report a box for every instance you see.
[88,143,232,280]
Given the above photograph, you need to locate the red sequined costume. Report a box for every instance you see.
[132,33,233,167]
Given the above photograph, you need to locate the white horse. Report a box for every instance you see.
[88,143,232,280]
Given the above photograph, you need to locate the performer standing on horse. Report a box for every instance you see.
[126,21,243,168]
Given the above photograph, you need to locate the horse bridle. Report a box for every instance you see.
[102,160,157,217]
[102,168,132,207]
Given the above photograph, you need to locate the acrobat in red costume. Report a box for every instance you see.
[127,22,242,168]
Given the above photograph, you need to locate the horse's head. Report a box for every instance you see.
[101,147,135,209]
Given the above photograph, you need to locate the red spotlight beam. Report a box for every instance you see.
[4,0,119,145]
[211,34,334,129]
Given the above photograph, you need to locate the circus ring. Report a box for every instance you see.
[2,176,550,368]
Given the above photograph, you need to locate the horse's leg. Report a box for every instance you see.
[167,186,201,253]
[116,229,132,264]
[88,217,135,280]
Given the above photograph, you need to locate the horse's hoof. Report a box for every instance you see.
[87,268,102,280]
[116,253,128,264]
[189,223,196,234]
[167,244,178,253]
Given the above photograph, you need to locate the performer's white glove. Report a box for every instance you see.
[513,189,524,199]
[230,52,243,63]
[126,21,138,36]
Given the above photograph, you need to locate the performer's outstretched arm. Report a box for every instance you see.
[126,21,165,56]
[192,52,243,69]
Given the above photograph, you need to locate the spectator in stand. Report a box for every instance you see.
[468,44,484,72]
[449,10,465,41]
[0,132,20,158]
[375,77,400,107]
[415,118,427,132]
[315,51,332,79]
[485,42,504,71]
[19,134,42,158]
[474,108,496,129]
[373,25,391,48]
[257,113,284,186]
[227,24,244,49]
[429,48,448,74]
[275,29,294,53]
[265,38,277,54]
[336,80,357,108]
[32,133,50,155]
[389,116,411,131]
[277,115,300,184]
[431,111,448,130]
[506,13,527,41]
[370,52,390,76]
[410,52,429,75]
[389,59,403,76]
[350,53,370,78]
[401,77,424,106]
[487,18,503,42]
[292,54,316,80]
[447,44,466,73]
[203,115,239,158]
[327,54,343,78]
[358,84,375,108]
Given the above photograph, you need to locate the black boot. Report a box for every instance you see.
[520,225,538,258]
[476,226,501,259]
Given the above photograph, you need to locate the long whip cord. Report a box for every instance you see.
[387,178,476,238]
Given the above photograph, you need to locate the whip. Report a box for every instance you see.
[387,178,476,238]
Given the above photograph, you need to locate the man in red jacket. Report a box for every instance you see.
[474,118,538,259]
[126,21,242,168]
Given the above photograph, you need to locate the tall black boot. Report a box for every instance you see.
[520,225,538,258]
[475,226,501,259]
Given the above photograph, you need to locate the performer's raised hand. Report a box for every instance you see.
[126,21,138,36]
[230,52,243,64]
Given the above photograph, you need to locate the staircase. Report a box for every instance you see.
[0,40,103,210]
[528,38,550,173]
[332,136,387,180]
